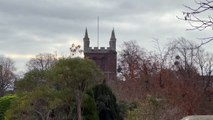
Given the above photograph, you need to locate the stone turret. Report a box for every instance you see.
[83,28,90,52]
[109,29,116,51]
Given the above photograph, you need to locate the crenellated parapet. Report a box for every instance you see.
[84,47,116,53]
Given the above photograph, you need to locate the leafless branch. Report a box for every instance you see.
[179,0,213,46]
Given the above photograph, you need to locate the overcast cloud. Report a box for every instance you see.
[0,0,212,72]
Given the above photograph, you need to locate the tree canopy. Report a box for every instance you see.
[50,57,103,120]
[8,57,104,120]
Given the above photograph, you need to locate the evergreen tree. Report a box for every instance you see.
[92,83,121,120]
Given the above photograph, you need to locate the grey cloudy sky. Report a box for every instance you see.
[0,0,212,72]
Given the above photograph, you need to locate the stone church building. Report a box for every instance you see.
[83,28,117,80]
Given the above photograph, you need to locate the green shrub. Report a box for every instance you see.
[0,95,16,120]
[83,94,99,120]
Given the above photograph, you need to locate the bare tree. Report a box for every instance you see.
[165,38,212,114]
[196,50,213,101]
[167,38,199,77]
[0,56,16,96]
[181,0,213,46]
[118,41,157,91]
[153,39,174,88]
[26,53,57,71]
[118,41,146,81]
[70,43,83,58]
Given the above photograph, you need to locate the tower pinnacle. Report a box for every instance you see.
[110,28,116,40]
[109,28,116,51]
[84,28,89,39]
[83,28,90,51]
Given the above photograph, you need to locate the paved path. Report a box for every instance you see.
[181,115,213,120]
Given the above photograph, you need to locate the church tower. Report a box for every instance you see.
[83,29,117,81]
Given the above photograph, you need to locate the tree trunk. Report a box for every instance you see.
[76,90,82,120]
[0,88,4,97]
